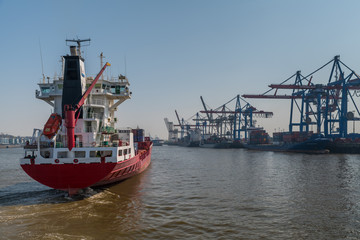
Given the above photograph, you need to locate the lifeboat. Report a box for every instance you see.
[43,113,62,139]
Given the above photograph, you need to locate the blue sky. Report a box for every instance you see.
[1,0,360,138]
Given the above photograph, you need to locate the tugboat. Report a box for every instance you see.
[20,39,152,195]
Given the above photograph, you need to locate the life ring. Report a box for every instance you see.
[92,142,96,147]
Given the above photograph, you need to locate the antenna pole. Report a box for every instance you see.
[39,39,45,83]
[124,55,127,76]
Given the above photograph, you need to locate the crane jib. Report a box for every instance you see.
[65,62,111,151]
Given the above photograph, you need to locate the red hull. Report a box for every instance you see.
[21,146,152,195]
[92,147,152,187]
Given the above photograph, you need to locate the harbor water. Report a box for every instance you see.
[1,146,360,239]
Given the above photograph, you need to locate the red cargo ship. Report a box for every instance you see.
[20,39,152,195]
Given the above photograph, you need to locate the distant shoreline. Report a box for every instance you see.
[0,145,22,149]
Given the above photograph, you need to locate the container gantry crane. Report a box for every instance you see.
[200,95,273,141]
[243,55,360,139]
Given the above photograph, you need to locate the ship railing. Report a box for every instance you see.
[88,88,130,96]
[55,141,84,148]
[99,141,128,147]
[110,76,129,84]
[38,76,63,83]
[85,99,105,105]
[54,141,118,148]
[37,75,129,87]
[84,112,102,119]
[106,90,131,96]
[58,127,80,135]
[85,126,98,133]
[87,75,129,84]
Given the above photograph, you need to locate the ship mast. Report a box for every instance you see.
[66,38,91,57]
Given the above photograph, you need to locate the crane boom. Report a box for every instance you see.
[175,110,182,126]
[64,62,111,151]
[200,96,212,122]
[242,94,301,99]
[74,62,111,110]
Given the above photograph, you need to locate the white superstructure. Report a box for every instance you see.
[35,58,131,148]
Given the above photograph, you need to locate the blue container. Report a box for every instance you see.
[137,129,144,136]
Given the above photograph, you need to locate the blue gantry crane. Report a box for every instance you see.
[243,55,360,140]
[200,95,273,142]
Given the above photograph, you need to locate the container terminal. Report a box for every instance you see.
[165,55,360,154]
[164,95,273,149]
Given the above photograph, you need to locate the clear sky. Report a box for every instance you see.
[1,0,360,138]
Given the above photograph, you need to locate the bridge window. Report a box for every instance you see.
[41,87,50,94]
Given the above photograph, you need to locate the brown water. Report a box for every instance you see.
[1,146,360,239]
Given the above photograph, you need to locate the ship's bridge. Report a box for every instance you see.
[85,75,131,100]
[36,75,131,105]
[36,78,63,100]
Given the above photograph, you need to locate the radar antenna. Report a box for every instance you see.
[66,38,91,57]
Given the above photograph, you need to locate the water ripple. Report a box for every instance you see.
[1,147,360,239]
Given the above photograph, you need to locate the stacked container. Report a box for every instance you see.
[282,131,313,143]
[132,128,144,142]
[273,132,284,142]
[249,130,269,145]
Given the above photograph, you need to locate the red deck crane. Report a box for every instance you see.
[64,62,111,151]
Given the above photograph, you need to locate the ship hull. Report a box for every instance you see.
[180,141,200,147]
[326,141,360,154]
[245,138,332,154]
[199,141,244,149]
[92,147,152,187]
[21,146,152,195]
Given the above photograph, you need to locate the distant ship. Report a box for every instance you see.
[199,135,243,148]
[244,130,331,154]
[151,138,164,146]
[20,39,152,195]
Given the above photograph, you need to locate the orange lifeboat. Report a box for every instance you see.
[43,113,62,139]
